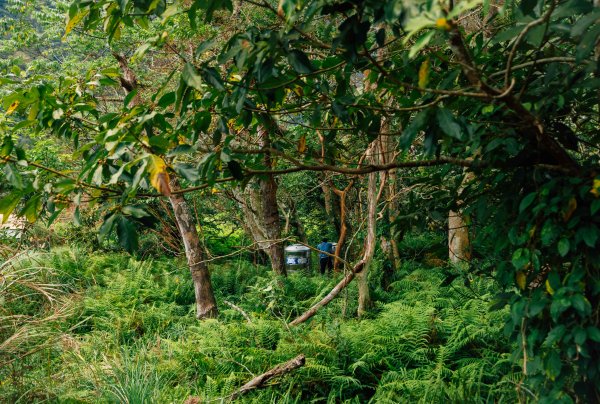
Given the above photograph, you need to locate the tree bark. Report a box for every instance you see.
[448,210,471,264]
[169,182,218,319]
[448,172,474,265]
[257,124,285,275]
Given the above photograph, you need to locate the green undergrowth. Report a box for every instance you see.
[0,246,521,403]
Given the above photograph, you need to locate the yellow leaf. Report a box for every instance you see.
[590,178,600,198]
[148,155,171,196]
[436,18,452,31]
[418,58,430,89]
[292,85,304,97]
[528,225,537,239]
[562,197,577,222]
[298,135,306,153]
[545,279,554,295]
[516,271,527,290]
[6,101,19,115]
[64,9,89,39]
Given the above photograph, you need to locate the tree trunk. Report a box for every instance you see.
[231,124,286,275]
[320,175,342,234]
[448,172,474,265]
[448,210,471,264]
[112,52,218,319]
[169,183,218,319]
[378,116,402,271]
[258,124,285,275]
[357,145,378,317]
[332,181,353,270]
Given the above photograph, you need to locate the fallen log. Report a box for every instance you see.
[288,261,366,326]
[229,354,306,401]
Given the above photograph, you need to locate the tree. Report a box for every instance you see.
[1,0,600,399]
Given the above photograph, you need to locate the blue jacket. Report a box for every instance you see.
[317,242,333,259]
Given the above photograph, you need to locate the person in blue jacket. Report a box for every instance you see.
[316,238,333,274]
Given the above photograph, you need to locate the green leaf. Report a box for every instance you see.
[195,37,217,57]
[183,62,203,90]
[544,325,566,347]
[592,199,600,215]
[519,192,537,213]
[574,327,587,345]
[0,192,22,223]
[519,0,537,15]
[4,164,24,189]
[73,207,82,226]
[408,31,435,59]
[0,136,14,157]
[157,92,176,108]
[579,225,598,247]
[174,163,200,183]
[550,298,570,321]
[586,326,600,342]
[116,216,138,253]
[92,165,104,185]
[124,89,138,107]
[540,220,558,246]
[21,195,41,223]
[545,350,562,380]
[511,248,530,269]
[98,213,117,241]
[122,205,149,218]
[220,150,231,163]
[528,297,546,317]
[400,110,430,149]
[571,9,600,37]
[572,295,591,316]
[227,160,244,180]
[202,67,225,91]
[557,238,569,257]
[436,108,462,140]
[576,24,600,62]
[288,50,314,74]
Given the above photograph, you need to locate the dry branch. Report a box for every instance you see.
[223,300,252,323]
[288,260,366,326]
[228,354,306,401]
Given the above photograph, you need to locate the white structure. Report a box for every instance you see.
[284,244,311,271]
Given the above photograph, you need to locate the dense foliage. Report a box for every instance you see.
[1,240,521,403]
[1,0,600,401]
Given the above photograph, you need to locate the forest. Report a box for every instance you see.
[0,0,599,402]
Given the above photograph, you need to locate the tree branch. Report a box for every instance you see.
[228,354,306,400]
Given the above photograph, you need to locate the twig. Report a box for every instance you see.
[489,57,575,79]
[504,1,557,87]
[223,300,252,323]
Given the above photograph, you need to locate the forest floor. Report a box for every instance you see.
[1,237,523,403]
